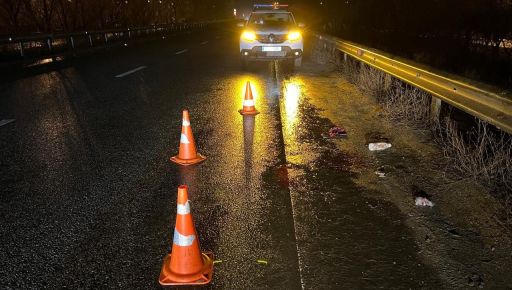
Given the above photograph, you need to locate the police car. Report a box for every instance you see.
[238,3,304,68]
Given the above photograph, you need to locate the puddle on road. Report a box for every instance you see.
[278,75,444,289]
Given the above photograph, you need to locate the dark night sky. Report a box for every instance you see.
[233,0,313,19]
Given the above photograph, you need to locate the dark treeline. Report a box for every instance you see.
[0,0,234,35]
[292,0,512,88]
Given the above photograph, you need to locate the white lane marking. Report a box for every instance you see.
[115,66,147,78]
[175,49,188,55]
[201,41,208,45]
[0,119,15,127]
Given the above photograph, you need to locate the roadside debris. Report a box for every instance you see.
[257,260,268,265]
[448,228,461,237]
[415,197,434,207]
[368,142,392,151]
[375,170,386,178]
[322,126,347,139]
[412,186,434,207]
[213,260,223,264]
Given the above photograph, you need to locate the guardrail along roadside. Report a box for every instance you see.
[0,22,218,61]
[314,32,512,135]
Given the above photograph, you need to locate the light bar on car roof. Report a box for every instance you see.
[254,3,289,10]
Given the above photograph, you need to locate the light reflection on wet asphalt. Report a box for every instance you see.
[0,29,443,289]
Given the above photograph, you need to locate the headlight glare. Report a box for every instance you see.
[242,30,257,41]
[288,31,301,41]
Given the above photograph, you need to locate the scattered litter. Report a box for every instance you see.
[415,197,434,207]
[368,142,392,151]
[448,228,461,237]
[374,171,386,178]
[375,166,388,177]
[323,126,347,139]
[412,186,434,207]
[256,260,268,265]
[213,260,223,264]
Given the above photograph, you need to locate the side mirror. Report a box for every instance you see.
[237,22,245,28]
[298,22,305,28]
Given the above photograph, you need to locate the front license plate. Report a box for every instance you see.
[266,51,286,57]
[262,46,281,52]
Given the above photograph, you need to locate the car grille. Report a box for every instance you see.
[257,33,287,44]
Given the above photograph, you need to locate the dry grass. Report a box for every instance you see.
[439,118,512,222]
[380,81,431,123]
[353,63,431,124]
[439,119,512,187]
[356,63,391,98]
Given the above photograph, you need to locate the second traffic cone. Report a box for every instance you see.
[239,81,260,115]
[159,185,214,286]
[170,109,206,166]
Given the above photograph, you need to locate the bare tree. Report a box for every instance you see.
[22,0,57,32]
[0,0,23,33]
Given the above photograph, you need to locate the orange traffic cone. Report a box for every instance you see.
[239,81,260,115]
[159,185,214,286]
[170,109,206,165]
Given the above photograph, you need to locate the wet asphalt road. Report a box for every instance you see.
[1,26,442,289]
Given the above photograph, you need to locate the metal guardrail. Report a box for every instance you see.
[0,22,212,58]
[314,33,512,134]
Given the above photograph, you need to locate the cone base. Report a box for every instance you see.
[239,109,260,115]
[170,153,206,166]
[159,252,214,286]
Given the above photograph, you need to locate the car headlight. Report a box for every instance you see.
[288,31,301,41]
[242,30,257,41]
[287,31,301,41]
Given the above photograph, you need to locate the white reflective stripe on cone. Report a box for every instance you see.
[182,119,190,126]
[177,201,191,215]
[243,99,254,107]
[180,133,190,144]
[173,229,196,246]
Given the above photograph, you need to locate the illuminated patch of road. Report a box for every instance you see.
[115,66,147,78]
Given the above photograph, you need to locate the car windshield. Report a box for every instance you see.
[248,13,293,27]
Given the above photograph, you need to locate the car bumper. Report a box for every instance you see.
[240,38,303,60]
[240,47,303,60]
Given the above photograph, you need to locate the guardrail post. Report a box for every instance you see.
[104,33,108,43]
[128,29,131,38]
[47,37,53,53]
[430,97,443,123]
[70,36,75,49]
[19,41,24,57]
[87,33,93,46]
